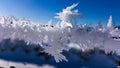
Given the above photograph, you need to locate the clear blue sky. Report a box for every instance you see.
[0,0,120,26]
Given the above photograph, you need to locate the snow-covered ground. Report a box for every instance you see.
[0,3,120,68]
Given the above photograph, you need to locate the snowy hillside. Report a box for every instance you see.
[0,3,120,68]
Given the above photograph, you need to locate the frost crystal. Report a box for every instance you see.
[0,3,120,63]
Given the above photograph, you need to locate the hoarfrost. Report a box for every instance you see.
[0,3,120,63]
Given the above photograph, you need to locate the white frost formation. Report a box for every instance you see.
[55,3,83,28]
[0,3,120,63]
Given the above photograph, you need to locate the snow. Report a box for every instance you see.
[107,15,115,28]
[0,59,56,68]
[0,3,120,68]
[110,28,120,37]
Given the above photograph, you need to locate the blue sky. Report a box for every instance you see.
[0,0,120,26]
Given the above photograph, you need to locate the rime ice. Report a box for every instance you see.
[0,3,120,67]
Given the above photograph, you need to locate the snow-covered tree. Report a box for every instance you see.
[107,15,115,28]
[0,16,6,24]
